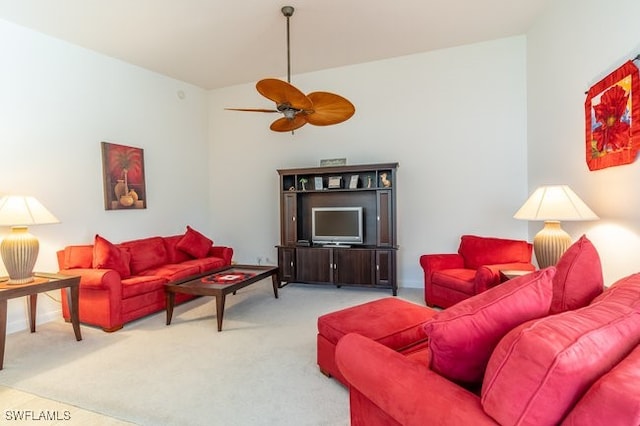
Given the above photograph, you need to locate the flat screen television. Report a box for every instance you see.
[311,206,363,246]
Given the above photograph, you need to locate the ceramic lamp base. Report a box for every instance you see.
[533,221,571,269]
[0,226,38,284]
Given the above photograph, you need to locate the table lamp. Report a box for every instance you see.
[514,185,598,268]
[0,195,60,284]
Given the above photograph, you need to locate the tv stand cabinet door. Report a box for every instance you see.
[281,193,297,246]
[296,247,332,283]
[376,250,397,295]
[278,247,296,282]
[334,249,375,286]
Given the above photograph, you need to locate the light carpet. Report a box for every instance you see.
[0,283,423,425]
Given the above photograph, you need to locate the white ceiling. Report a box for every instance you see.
[0,0,552,90]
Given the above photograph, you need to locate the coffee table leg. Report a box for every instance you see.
[0,300,6,370]
[215,294,226,332]
[166,292,175,325]
[271,273,279,299]
[67,286,82,341]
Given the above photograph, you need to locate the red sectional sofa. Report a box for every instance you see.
[334,236,640,425]
[57,227,233,331]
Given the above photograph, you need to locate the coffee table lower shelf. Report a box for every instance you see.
[164,265,280,332]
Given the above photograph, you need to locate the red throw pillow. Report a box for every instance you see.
[176,226,213,259]
[550,235,603,314]
[92,234,131,278]
[423,267,555,385]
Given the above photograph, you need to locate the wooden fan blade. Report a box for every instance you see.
[225,107,279,113]
[305,92,355,126]
[257,79,313,111]
[270,115,308,132]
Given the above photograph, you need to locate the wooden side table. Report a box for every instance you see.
[0,273,81,370]
[499,269,533,281]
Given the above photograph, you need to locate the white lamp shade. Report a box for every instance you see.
[0,195,59,226]
[0,195,59,284]
[513,185,599,221]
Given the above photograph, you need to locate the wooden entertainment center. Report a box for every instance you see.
[276,162,398,295]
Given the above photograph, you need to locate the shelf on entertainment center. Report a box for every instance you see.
[276,162,398,295]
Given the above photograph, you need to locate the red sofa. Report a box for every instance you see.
[420,235,535,308]
[335,236,640,425]
[57,227,233,331]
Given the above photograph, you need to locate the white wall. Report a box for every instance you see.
[0,19,211,333]
[209,36,530,289]
[527,0,640,285]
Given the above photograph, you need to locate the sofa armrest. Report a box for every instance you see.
[474,262,536,293]
[420,253,464,272]
[209,246,233,265]
[59,268,121,291]
[336,333,498,426]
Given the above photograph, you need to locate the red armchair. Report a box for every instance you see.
[420,235,534,308]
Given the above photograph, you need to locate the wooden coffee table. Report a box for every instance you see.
[165,265,280,331]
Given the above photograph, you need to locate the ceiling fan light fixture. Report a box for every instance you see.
[226,5,355,132]
[281,6,294,17]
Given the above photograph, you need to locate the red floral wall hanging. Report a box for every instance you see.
[585,60,640,171]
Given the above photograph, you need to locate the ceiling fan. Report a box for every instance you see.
[226,6,355,132]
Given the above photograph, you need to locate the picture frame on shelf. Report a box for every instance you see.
[349,175,359,189]
[328,176,342,189]
[314,177,323,190]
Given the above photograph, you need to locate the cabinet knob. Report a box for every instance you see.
[376,265,379,271]
[377,215,380,221]
[290,261,294,267]
[292,216,296,221]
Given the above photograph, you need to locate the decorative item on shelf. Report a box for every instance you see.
[299,178,308,191]
[367,176,372,188]
[380,172,391,187]
[0,195,60,284]
[514,185,598,268]
[328,176,342,189]
[349,175,359,189]
[314,177,323,190]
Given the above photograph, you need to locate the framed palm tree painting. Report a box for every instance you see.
[101,142,147,210]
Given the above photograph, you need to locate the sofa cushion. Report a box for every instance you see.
[591,272,640,308]
[140,263,200,282]
[63,245,94,269]
[458,235,532,269]
[121,236,169,275]
[481,299,640,426]
[561,344,640,426]
[92,235,131,279]
[550,235,603,314]
[181,256,227,274]
[423,268,555,385]
[121,275,168,299]
[163,235,194,263]
[177,226,213,259]
[430,269,477,293]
